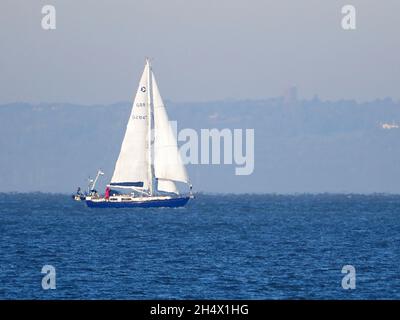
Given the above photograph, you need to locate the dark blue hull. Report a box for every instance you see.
[86,196,190,208]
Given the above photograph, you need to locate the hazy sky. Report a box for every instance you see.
[0,0,399,104]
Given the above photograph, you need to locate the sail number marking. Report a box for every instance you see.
[132,115,147,120]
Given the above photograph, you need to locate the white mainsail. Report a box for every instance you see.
[152,71,189,188]
[110,60,189,195]
[110,62,151,189]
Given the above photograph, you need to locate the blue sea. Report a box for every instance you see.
[0,193,399,299]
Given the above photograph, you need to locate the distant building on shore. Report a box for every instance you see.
[283,86,298,106]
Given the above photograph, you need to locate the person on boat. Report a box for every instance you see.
[105,186,110,200]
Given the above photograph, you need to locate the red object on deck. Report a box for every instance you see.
[105,187,110,199]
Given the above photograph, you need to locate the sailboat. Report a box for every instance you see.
[85,59,193,208]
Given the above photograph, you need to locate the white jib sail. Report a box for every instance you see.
[152,71,189,186]
[110,63,150,189]
[157,179,179,194]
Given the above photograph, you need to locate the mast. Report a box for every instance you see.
[146,58,154,195]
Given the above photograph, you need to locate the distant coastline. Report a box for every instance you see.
[1,97,400,194]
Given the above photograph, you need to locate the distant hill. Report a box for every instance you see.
[1,97,400,193]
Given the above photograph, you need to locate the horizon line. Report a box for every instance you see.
[2,191,400,196]
[1,95,400,108]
